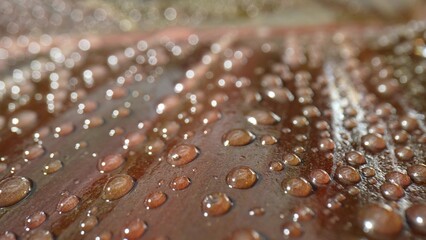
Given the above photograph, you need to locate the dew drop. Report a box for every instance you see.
[283,153,301,166]
[24,145,45,161]
[222,129,255,146]
[23,229,53,240]
[400,115,418,132]
[201,110,222,125]
[0,176,32,207]
[261,135,278,145]
[80,216,98,233]
[269,161,284,172]
[249,207,265,216]
[202,192,232,217]
[55,122,75,137]
[102,174,134,201]
[380,182,404,201]
[166,144,199,167]
[292,206,315,222]
[0,231,16,240]
[226,166,257,189]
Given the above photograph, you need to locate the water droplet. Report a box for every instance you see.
[121,218,147,240]
[283,178,312,197]
[9,110,38,133]
[362,133,386,153]
[83,116,104,129]
[302,105,320,118]
[269,161,284,172]
[358,204,402,238]
[249,207,265,216]
[283,153,301,166]
[405,203,426,235]
[170,176,191,191]
[222,129,255,146]
[43,160,62,175]
[385,171,411,188]
[261,135,278,145]
[345,151,366,166]
[226,166,257,189]
[25,211,47,230]
[309,169,331,186]
[24,145,45,161]
[264,87,294,103]
[0,176,32,207]
[228,229,261,240]
[102,174,134,201]
[55,122,75,137]
[96,231,112,240]
[282,221,303,238]
[292,206,315,222]
[380,182,404,201]
[201,110,222,125]
[407,164,426,184]
[144,138,165,155]
[291,116,309,128]
[246,110,280,125]
[166,144,199,167]
[335,166,361,185]
[202,192,232,217]
[393,130,409,143]
[400,115,418,132]
[0,231,16,240]
[144,191,167,209]
[23,229,53,240]
[57,194,79,213]
[361,166,376,178]
[80,216,98,233]
[98,154,125,173]
[394,146,414,161]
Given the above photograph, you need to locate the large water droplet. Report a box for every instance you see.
[394,146,414,162]
[380,182,404,201]
[102,174,134,201]
[345,151,366,166]
[222,129,255,146]
[385,171,411,188]
[0,176,32,207]
[226,166,257,189]
[25,211,47,231]
[202,192,232,217]
[358,204,402,238]
[405,203,426,235]
[309,169,330,186]
[166,144,199,167]
[407,164,426,184]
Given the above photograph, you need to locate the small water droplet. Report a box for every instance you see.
[80,216,98,233]
[269,161,284,172]
[43,160,62,175]
[226,166,257,189]
[24,145,45,161]
[385,171,411,188]
[345,151,366,166]
[394,146,414,162]
[292,206,315,222]
[361,133,386,153]
[248,207,265,216]
[380,182,404,201]
[309,169,331,186]
[407,164,426,184]
[282,221,303,238]
[283,177,312,197]
[25,211,47,231]
[202,192,232,217]
[0,176,32,207]
[335,166,361,185]
[121,218,147,240]
[98,154,125,173]
[144,191,167,209]
[246,110,280,125]
[283,153,301,166]
[57,194,79,213]
[166,144,199,167]
[102,174,134,201]
[23,229,53,240]
[228,229,261,240]
[222,129,255,146]
[170,176,191,191]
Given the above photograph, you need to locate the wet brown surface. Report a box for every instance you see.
[0,8,426,240]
